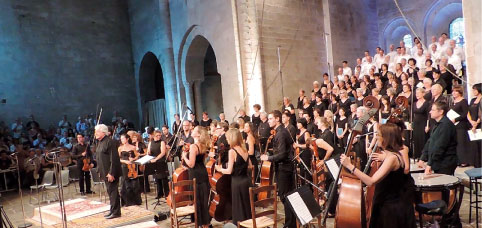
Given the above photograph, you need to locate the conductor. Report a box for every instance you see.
[95,124,123,219]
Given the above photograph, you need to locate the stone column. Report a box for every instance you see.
[462,0,482,98]
[184,81,194,115]
[193,79,203,120]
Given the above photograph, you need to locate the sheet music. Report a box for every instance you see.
[135,155,155,165]
[446,109,460,125]
[287,192,313,225]
[468,129,482,141]
[326,159,340,184]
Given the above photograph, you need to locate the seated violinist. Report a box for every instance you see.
[340,123,416,228]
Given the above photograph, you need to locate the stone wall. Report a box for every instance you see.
[0,0,137,128]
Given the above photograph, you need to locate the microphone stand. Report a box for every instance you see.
[13,153,32,228]
[52,152,68,228]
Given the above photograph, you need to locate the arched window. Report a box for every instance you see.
[403,34,413,49]
[449,17,465,46]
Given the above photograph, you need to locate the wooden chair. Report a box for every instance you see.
[169,178,197,228]
[238,184,277,228]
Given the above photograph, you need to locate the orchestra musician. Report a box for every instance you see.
[294,118,312,185]
[118,134,142,206]
[260,110,296,228]
[340,123,416,228]
[71,133,94,195]
[148,130,169,199]
[215,128,252,225]
[243,122,259,182]
[181,126,211,227]
[216,122,230,166]
[95,124,122,219]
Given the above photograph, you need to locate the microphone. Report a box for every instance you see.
[356,132,376,138]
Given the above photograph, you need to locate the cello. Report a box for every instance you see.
[327,96,379,228]
[127,151,138,179]
[208,142,232,221]
[166,143,190,207]
[257,129,276,201]
[206,135,218,179]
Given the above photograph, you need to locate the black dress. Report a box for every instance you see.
[451,99,471,165]
[297,131,312,184]
[246,141,259,183]
[231,148,252,225]
[335,117,348,148]
[369,153,416,228]
[188,145,211,225]
[251,114,261,130]
[412,100,430,159]
[120,150,142,206]
[339,98,352,116]
[469,98,481,167]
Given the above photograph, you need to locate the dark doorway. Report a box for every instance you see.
[139,52,166,127]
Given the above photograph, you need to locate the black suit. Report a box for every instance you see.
[268,125,296,228]
[96,136,122,216]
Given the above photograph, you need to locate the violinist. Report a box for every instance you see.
[71,133,94,195]
[182,126,211,227]
[260,110,296,228]
[130,131,149,193]
[148,130,169,199]
[282,111,296,143]
[118,134,142,206]
[340,123,416,228]
[215,129,252,225]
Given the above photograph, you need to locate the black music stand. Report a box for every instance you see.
[286,185,322,226]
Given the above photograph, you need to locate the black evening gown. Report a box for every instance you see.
[297,132,312,185]
[335,117,349,148]
[188,147,211,225]
[469,98,481,167]
[231,149,252,225]
[451,99,471,165]
[369,154,416,228]
[412,100,429,159]
[120,151,142,206]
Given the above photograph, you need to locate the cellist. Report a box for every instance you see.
[340,123,416,228]
[260,110,296,228]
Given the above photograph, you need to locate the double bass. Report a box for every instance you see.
[257,129,276,201]
[208,142,232,221]
[327,96,380,228]
[166,143,190,207]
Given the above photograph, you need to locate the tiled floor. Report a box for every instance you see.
[1,167,481,227]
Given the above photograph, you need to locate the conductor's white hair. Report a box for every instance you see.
[95,124,109,134]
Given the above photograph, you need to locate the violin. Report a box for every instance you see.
[258,129,276,201]
[127,151,138,179]
[82,155,91,172]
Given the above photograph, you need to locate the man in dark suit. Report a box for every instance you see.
[95,124,122,219]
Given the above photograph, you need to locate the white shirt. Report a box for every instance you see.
[453,46,465,61]
[387,51,397,63]
[414,54,426,69]
[360,62,375,77]
[402,64,409,72]
[342,67,352,76]
[375,54,385,70]
[388,62,396,73]
[337,74,344,81]
[397,54,411,64]
[448,54,462,74]
[431,50,442,64]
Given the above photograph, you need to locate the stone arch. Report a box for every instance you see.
[180,30,224,120]
[382,17,416,51]
[423,0,462,44]
[138,52,165,125]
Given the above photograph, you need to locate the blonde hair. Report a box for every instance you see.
[194,126,211,154]
[225,128,246,150]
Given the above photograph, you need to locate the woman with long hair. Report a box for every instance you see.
[182,126,212,227]
[244,122,259,183]
[215,128,252,225]
[118,134,142,206]
[340,123,416,227]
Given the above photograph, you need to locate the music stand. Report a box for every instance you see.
[286,185,322,226]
